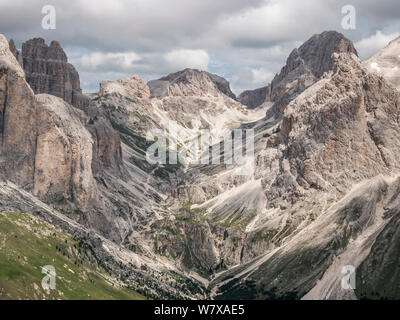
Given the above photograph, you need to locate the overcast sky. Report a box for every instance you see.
[1,0,399,94]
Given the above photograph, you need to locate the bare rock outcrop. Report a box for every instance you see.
[99,75,151,100]
[269,31,357,113]
[209,33,400,300]
[148,68,236,99]
[34,94,97,209]
[0,35,97,209]
[238,85,270,109]
[236,31,357,114]
[8,39,23,67]
[21,38,89,109]
[271,51,400,208]
[0,35,37,188]
[87,115,124,176]
[363,36,400,92]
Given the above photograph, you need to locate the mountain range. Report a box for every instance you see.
[1,30,399,300]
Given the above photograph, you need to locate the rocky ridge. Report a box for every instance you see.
[148,68,236,99]
[238,31,358,114]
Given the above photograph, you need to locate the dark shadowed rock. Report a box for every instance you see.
[238,85,270,109]
[8,39,23,67]
[207,72,236,100]
[21,38,89,109]
[87,115,124,177]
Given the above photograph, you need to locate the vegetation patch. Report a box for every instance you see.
[0,211,145,300]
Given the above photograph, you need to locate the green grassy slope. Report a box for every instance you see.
[0,211,145,300]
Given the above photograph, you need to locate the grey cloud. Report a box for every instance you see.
[1,0,399,94]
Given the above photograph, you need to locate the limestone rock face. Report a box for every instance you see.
[148,68,236,99]
[8,39,23,67]
[236,31,358,114]
[166,32,400,299]
[34,94,97,209]
[0,35,37,188]
[363,36,400,91]
[87,115,123,176]
[238,85,270,109]
[270,31,357,113]
[206,72,237,100]
[21,38,89,108]
[0,35,97,210]
[272,52,400,208]
[99,75,150,100]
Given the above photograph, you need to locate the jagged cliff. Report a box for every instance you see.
[238,85,270,109]
[1,35,97,209]
[159,31,400,299]
[238,31,357,112]
[9,38,89,109]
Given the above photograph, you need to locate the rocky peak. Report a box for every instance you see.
[289,30,357,79]
[20,37,89,109]
[8,39,18,57]
[148,68,236,99]
[0,34,37,188]
[0,36,24,77]
[1,34,98,209]
[8,39,23,67]
[22,38,68,62]
[269,31,358,114]
[363,36,400,91]
[237,32,357,112]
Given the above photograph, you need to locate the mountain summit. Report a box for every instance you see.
[9,37,89,108]
[239,31,358,110]
[148,68,236,99]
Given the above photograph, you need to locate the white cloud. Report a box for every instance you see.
[355,30,400,59]
[163,49,210,71]
[370,62,381,72]
[3,0,400,92]
[251,68,274,85]
[79,52,141,71]
[214,0,338,48]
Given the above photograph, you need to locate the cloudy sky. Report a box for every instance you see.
[1,0,399,94]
